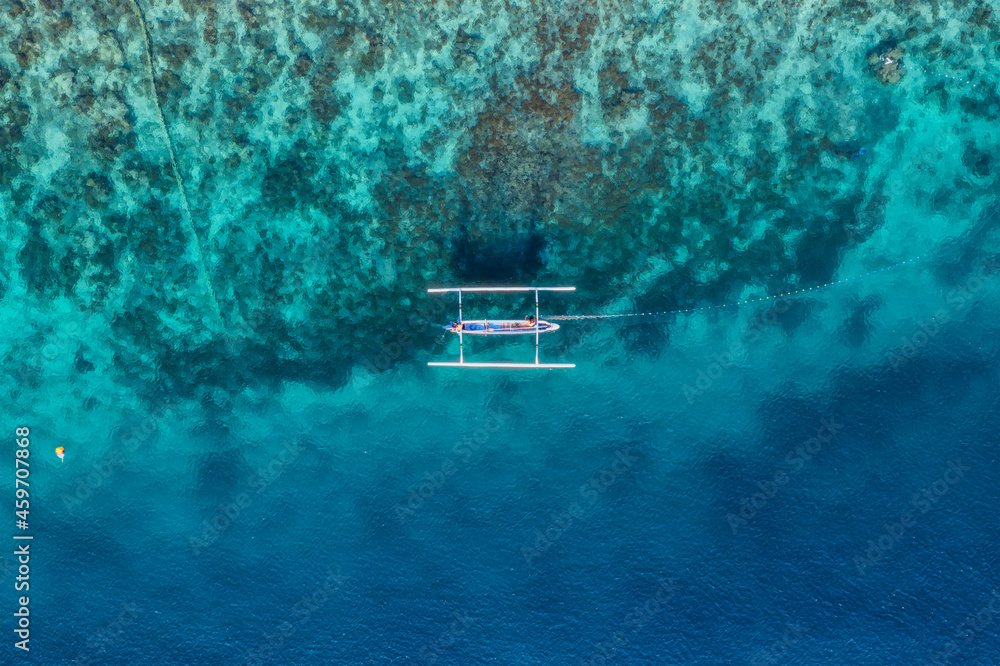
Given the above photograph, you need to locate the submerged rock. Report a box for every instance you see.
[867,42,904,85]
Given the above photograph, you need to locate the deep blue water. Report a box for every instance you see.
[20,258,1000,664]
[3,0,1000,664]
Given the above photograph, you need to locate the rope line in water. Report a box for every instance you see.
[546,253,932,322]
[127,0,225,333]
[549,199,1000,324]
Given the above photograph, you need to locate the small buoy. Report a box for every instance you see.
[55,447,65,463]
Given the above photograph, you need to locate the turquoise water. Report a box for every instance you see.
[2,0,1000,663]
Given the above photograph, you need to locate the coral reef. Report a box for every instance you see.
[867,41,905,85]
[0,0,998,401]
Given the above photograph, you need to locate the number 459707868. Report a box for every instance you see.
[15,428,30,517]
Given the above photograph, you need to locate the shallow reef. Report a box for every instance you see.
[1,0,999,400]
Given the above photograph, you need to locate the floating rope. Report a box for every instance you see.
[126,0,225,333]
[550,199,1000,325]
[547,253,932,322]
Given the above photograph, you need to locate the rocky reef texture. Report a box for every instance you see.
[2,0,1000,400]
[868,41,905,85]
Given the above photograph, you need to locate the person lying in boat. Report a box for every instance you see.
[515,315,536,328]
[450,321,465,332]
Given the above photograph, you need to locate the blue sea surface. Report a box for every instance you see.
[2,0,1000,664]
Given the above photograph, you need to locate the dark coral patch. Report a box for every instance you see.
[450,225,547,282]
[83,173,114,210]
[10,28,43,67]
[962,142,994,178]
[959,91,999,119]
[260,145,317,210]
[87,120,136,162]
[18,218,58,295]
[843,295,881,347]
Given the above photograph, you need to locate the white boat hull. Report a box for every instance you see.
[445,320,560,335]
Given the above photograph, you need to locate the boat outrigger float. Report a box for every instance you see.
[427,287,576,369]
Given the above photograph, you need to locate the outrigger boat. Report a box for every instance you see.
[427,287,575,369]
[446,320,560,335]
